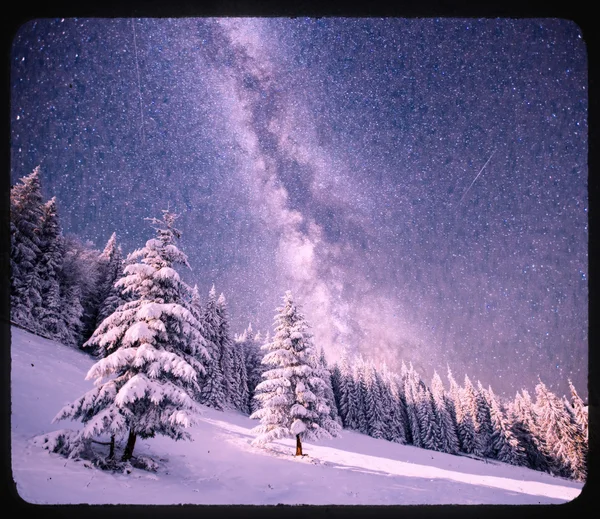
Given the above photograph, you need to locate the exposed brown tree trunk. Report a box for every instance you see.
[121,429,137,461]
[295,434,303,456]
[108,435,115,460]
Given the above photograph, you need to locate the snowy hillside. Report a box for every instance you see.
[11,326,584,505]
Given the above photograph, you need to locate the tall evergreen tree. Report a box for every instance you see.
[190,284,202,320]
[241,325,267,414]
[475,381,494,458]
[94,233,126,331]
[376,364,405,443]
[416,385,444,452]
[534,380,585,479]
[216,293,236,408]
[36,197,66,340]
[60,236,102,347]
[403,365,422,448]
[198,286,226,410]
[363,361,386,439]
[336,352,361,430]
[383,370,409,444]
[316,348,342,426]
[53,210,209,462]
[568,379,588,434]
[10,167,45,330]
[487,386,525,465]
[455,376,478,455]
[507,389,551,472]
[353,358,370,435]
[431,371,460,454]
[250,291,340,455]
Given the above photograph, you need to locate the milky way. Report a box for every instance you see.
[10,18,588,399]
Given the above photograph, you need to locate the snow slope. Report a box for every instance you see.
[10,326,584,505]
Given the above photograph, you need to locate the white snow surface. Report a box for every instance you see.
[11,326,584,505]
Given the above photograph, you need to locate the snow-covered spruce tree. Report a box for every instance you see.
[216,293,237,408]
[10,167,45,330]
[487,386,526,465]
[197,286,226,409]
[60,235,102,347]
[376,364,403,443]
[93,233,126,335]
[240,325,267,414]
[35,197,66,340]
[568,379,588,436]
[475,381,494,458]
[403,365,422,447]
[363,361,387,439]
[190,284,202,321]
[330,362,344,423]
[445,366,460,433]
[454,376,478,455]
[382,369,409,444]
[250,291,340,456]
[353,358,370,435]
[507,389,551,472]
[431,371,460,454]
[416,385,444,452]
[562,397,587,481]
[335,352,361,430]
[316,347,342,426]
[53,210,209,463]
[566,380,588,480]
[534,380,586,480]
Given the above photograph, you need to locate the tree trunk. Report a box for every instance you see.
[295,434,303,456]
[108,435,115,460]
[121,429,137,461]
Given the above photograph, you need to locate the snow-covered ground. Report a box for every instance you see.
[10,326,584,505]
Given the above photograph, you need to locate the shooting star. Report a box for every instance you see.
[131,18,145,145]
[455,149,496,212]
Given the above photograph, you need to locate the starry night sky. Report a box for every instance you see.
[10,18,588,399]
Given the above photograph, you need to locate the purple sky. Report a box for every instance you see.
[10,17,588,400]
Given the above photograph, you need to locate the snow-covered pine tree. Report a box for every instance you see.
[216,293,237,408]
[250,291,340,455]
[475,381,494,458]
[36,197,66,340]
[336,352,360,430]
[562,394,587,481]
[568,380,588,435]
[534,380,585,480]
[316,347,342,426]
[363,361,386,439]
[487,386,525,465]
[198,286,226,410]
[53,210,209,463]
[60,236,102,347]
[353,357,370,435]
[383,369,409,444]
[10,167,45,330]
[416,384,444,452]
[190,284,202,320]
[455,375,478,455]
[507,389,551,472]
[93,233,126,334]
[431,371,460,454]
[241,326,267,414]
[330,362,344,423]
[376,364,403,443]
[445,366,460,432]
[403,364,422,447]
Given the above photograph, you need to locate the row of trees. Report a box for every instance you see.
[329,355,587,481]
[11,168,587,480]
[11,167,126,348]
